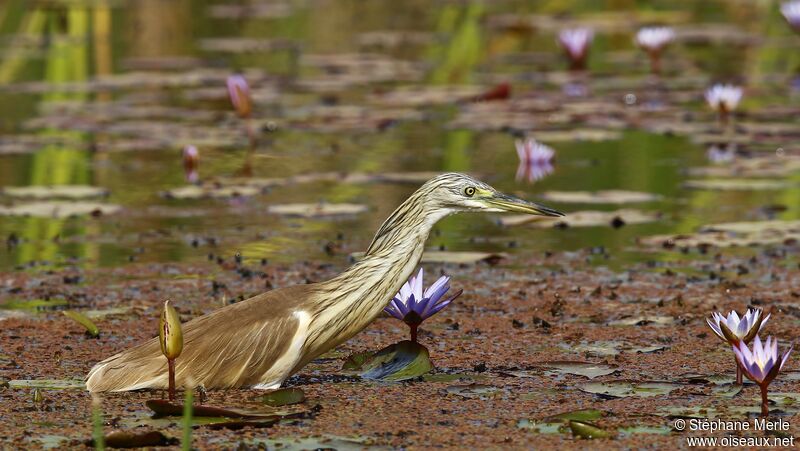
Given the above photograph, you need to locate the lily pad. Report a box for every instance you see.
[0,298,68,312]
[344,340,433,381]
[445,383,501,399]
[617,425,672,436]
[539,190,660,204]
[579,380,681,398]
[569,420,611,439]
[0,201,121,218]
[608,316,674,326]
[539,361,619,379]
[62,310,100,337]
[421,251,507,265]
[9,379,85,390]
[162,185,262,200]
[88,431,178,448]
[641,220,800,249]
[261,388,305,407]
[1,185,108,199]
[684,179,791,191]
[546,409,605,422]
[500,209,659,228]
[267,203,368,218]
[146,400,277,419]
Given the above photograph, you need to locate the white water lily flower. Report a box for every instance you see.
[707,308,769,344]
[705,84,743,113]
[635,26,675,52]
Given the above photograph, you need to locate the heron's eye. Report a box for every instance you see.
[464,186,476,197]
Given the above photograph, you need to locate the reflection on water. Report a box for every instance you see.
[0,0,798,271]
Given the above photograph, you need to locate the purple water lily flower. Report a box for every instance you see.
[183,145,199,183]
[515,138,555,183]
[707,308,770,385]
[385,268,462,342]
[705,84,742,124]
[557,28,593,71]
[781,1,800,32]
[733,335,793,417]
[227,74,252,118]
[635,26,675,74]
[706,144,736,164]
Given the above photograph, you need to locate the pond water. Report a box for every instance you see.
[0,0,798,271]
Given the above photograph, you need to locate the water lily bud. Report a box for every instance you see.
[227,75,252,119]
[159,300,183,360]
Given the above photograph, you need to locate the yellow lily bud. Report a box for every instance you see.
[159,300,183,360]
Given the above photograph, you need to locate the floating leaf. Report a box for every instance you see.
[569,420,611,439]
[579,381,680,398]
[0,201,121,218]
[2,185,108,199]
[539,190,660,204]
[617,425,672,436]
[347,340,433,381]
[146,400,276,419]
[341,351,372,371]
[421,251,507,265]
[0,298,68,312]
[62,310,100,337]
[88,431,178,448]
[267,203,368,218]
[445,383,501,399]
[641,220,800,249]
[9,379,85,390]
[516,419,564,434]
[500,209,660,228]
[684,179,791,191]
[538,361,619,379]
[261,388,305,407]
[162,185,262,200]
[545,409,605,422]
[608,316,674,327]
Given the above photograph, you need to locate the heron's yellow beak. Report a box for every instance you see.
[483,191,564,217]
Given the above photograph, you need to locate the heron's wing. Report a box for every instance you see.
[86,284,318,392]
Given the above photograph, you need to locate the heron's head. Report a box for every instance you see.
[423,173,564,217]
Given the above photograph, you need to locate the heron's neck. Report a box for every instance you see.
[310,194,451,347]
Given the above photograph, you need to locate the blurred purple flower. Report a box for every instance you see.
[385,268,462,342]
[558,28,593,71]
[183,145,199,183]
[515,138,555,182]
[635,26,674,74]
[227,74,252,118]
[705,84,742,124]
[781,1,800,31]
[706,144,736,164]
[733,335,793,416]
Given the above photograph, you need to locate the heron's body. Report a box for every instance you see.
[86,173,561,392]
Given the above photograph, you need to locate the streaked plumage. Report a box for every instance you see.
[86,173,562,392]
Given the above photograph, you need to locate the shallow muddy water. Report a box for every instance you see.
[0,0,798,272]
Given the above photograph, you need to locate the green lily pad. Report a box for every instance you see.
[540,361,619,379]
[62,310,100,337]
[0,299,68,312]
[267,203,368,218]
[546,409,605,422]
[684,179,791,191]
[146,399,277,419]
[579,381,681,398]
[569,420,611,439]
[341,351,372,371]
[345,340,433,381]
[712,384,743,399]
[516,419,564,434]
[261,388,305,407]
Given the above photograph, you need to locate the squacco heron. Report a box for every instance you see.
[86,173,563,392]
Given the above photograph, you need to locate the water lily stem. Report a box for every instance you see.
[735,356,743,385]
[168,358,176,401]
[760,384,769,417]
[410,324,418,343]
